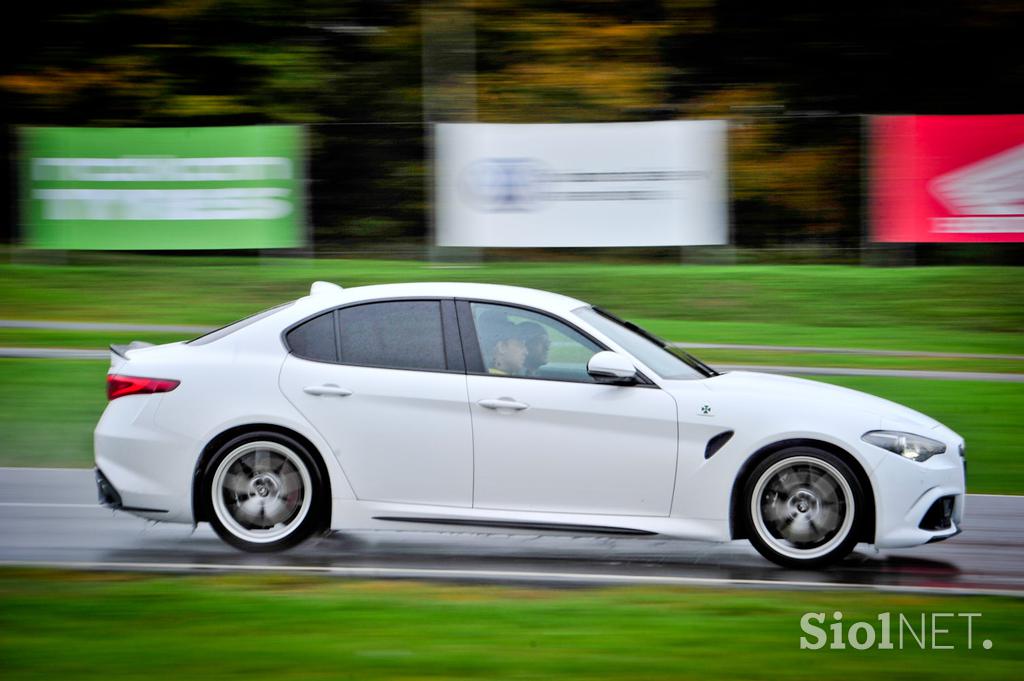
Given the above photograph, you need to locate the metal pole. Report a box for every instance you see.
[422,1,478,265]
[860,114,870,266]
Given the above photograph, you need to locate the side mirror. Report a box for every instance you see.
[587,351,639,385]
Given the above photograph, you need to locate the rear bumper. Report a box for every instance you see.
[94,395,198,522]
[95,467,122,508]
[95,467,170,516]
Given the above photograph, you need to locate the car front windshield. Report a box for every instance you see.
[573,306,718,381]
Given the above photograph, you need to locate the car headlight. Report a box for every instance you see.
[862,430,946,462]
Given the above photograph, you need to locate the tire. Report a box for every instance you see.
[204,431,325,552]
[743,447,863,569]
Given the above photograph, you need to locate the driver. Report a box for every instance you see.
[480,320,529,376]
[516,321,550,376]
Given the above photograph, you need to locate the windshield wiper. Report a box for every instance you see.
[593,307,719,378]
[667,346,720,377]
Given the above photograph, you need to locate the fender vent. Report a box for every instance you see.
[705,430,734,459]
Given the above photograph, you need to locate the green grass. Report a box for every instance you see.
[1,258,1021,355]
[1,359,1020,493]
[817,377,1024,495]
[0,328,193,349]
[0,360,108,468]
[636,319,1024,357]
[0,569,1020,680]
[1,258,1021,377]
[695,349,1024,374]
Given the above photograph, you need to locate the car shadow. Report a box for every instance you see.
[94,528,963,591]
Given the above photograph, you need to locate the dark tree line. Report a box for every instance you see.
[2,0,1021,251]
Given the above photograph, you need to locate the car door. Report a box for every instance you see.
[460,300,679,517]
[278,299,474,507]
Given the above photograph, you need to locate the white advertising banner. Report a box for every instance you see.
[434,120,728,247]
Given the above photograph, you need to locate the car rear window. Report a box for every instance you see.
[285,311,337,361]
[188,302,294,346]
[337,301,446,371]
[285,300,448,371]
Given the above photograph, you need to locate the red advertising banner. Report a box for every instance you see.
[871,115,1024,242]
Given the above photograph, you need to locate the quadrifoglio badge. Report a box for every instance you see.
[800,611,992,651]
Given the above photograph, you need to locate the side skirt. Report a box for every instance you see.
[373,516,657,536]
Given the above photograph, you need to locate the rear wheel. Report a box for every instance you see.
[744,447,863,568]
[205,432,323,552]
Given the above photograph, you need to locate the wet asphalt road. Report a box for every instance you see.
[2,468,1022,596]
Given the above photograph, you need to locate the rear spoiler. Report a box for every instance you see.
[109,340,154,371]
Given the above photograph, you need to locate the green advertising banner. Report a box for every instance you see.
[21,125,307,249]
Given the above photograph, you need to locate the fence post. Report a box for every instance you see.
[422,1,480,266]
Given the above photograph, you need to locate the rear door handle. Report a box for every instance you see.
[478,398,529,411]
[303,384,353,397]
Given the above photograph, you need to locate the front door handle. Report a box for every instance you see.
[303,384,353,397]
[478,398,529,411]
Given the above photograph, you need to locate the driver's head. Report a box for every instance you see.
[516,321,550,372]
[487,322,528,375]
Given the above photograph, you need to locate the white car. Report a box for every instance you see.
[94,281,966,568]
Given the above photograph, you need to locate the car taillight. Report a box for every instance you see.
[107,374,180,401]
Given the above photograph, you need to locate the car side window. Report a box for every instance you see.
[285,311,337,362]
[337,300,447,371]
[469,302,601,382]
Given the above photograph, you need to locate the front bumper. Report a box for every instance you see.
[871,444,966,549]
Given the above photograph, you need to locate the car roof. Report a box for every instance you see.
[303,281,591,315]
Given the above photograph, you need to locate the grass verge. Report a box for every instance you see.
[818,376,1024,495]
[0,568,1019,680]
[1,258,1021,355]
[0,360,107,468]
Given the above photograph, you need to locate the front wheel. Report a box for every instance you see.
[744,448,863,568]
[205,432,324,552]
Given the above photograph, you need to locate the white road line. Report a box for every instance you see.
[0,559,1021,598]
[672,341,1024,361]
[0,348,107,359]
[714,363,1024,382]
[0,502,99,508]
[967,493,1024,499]
[0,320,210,333]
[0,467,93,472]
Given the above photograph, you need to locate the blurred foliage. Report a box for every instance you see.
[1,0,1022,248]
[473,6,678,121]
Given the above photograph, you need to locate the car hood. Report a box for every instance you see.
[695,370,942,431]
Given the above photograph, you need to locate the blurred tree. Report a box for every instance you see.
[473,3,676,122]
[1,0,1021,251]
[705,0,1024,116]
[0,0,428,246]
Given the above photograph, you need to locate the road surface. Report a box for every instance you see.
[2,468,1022,596]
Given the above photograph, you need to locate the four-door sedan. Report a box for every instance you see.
[94,281,966,568]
